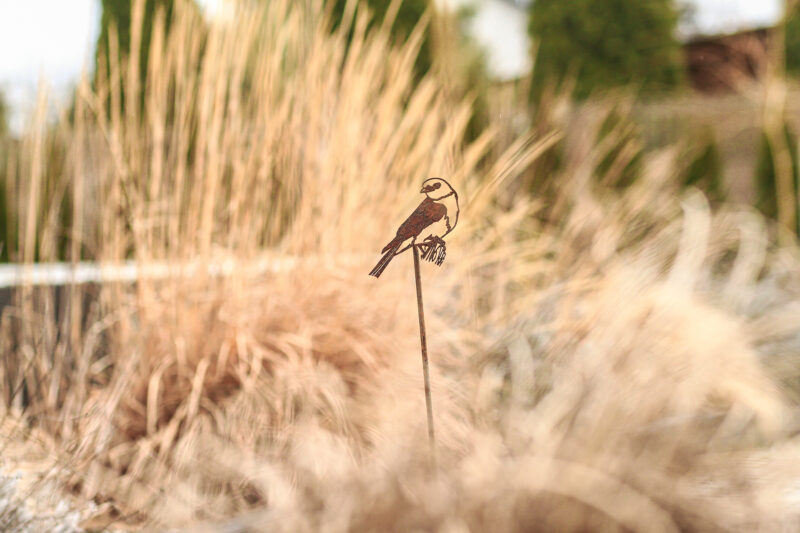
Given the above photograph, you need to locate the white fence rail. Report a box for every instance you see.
[0,256,308,289]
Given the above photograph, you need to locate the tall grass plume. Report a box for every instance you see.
[1,1,800,531]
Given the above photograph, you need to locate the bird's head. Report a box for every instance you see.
[420,177,454,200]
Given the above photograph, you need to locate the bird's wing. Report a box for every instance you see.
[395,197,447,241]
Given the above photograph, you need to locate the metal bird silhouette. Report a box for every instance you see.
[369,178,459,278]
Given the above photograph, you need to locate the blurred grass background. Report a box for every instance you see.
[1,0,800,531]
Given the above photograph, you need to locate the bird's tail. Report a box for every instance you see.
[369,240,402,278]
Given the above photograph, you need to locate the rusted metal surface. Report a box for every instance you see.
[413,244,436,465]
[369,178,459,278]
[369,178,459,467]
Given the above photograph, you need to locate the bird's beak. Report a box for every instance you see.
[421,184,434,194]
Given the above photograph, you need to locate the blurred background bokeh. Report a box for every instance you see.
[2,0,800,531]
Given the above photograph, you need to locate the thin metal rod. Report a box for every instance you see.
[412,245,436,463]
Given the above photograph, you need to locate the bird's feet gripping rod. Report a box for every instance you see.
[395,236,447,265]
[368,178,460,468]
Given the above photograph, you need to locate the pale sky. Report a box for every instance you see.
[0,0,98,129]
[0,0,785,127]
[683,0,783,35]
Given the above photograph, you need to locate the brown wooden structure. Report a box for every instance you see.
[684,28,773,93]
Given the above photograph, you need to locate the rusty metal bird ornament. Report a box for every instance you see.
[369,178,459,278]
[368,178,459,467]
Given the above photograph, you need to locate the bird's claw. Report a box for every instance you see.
[419,235,445,248]
[416,236,448,266]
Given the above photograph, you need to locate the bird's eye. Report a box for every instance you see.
[434,183,441,189]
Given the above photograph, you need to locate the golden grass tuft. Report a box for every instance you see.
[2,0,800,531]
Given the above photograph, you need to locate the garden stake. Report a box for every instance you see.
[413,243,436,462]
[369,178,460,465]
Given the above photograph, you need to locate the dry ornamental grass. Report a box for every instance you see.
[1,0,800,531]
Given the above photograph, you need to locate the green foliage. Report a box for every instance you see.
[0,155,14,263]
[755,124,800,233]
[595,107,644,188]
[0,92,7,139]
[528,105,646,207]
[95,0,175,90]
[328,1,493,141]
[328,0,432,77]
[787,3,800,76]
[0,92,9,262]
[683,129,724,202]
[528,0,684,100]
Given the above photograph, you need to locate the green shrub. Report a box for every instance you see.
[95,0,175,98]
[590,106,645,189]
[0,92,7,139]
[787,3,800,75]
[328,0,432,77]
[0,93,10,262]
[683,129,724,202]
[755,124,800,233]
[528,0,684,100]
[328,1,492,141]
